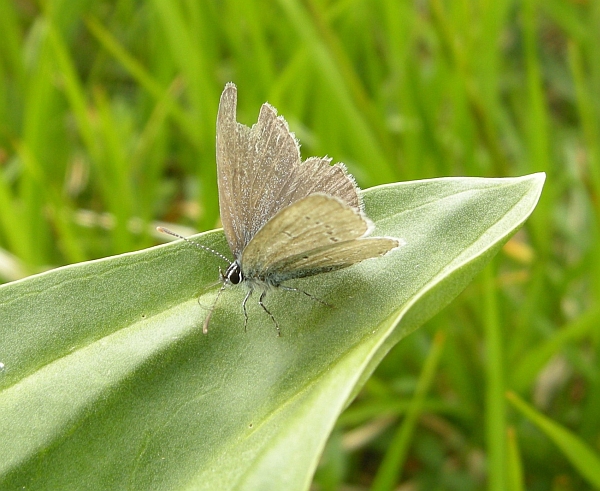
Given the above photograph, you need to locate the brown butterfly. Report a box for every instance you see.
[160,83,401,335]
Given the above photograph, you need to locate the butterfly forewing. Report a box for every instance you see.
[241,194,399,283]
[217,83,361,259]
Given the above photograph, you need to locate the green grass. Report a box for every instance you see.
[0,0,598,489]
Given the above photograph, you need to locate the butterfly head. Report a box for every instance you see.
[222,261,243,285]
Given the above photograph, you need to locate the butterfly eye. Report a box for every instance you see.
[226,263,242,285]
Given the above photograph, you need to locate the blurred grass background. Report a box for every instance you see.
[0,0,599,489]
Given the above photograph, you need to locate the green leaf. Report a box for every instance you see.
[507,427,524,491]
[507,391,600,489]
[0,174,544,490]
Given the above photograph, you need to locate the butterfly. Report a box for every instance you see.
[159,83,400,335]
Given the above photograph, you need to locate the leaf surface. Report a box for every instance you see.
[0,174,545,490]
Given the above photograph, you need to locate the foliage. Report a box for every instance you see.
[0,0,598,489]
[1,176,543,490]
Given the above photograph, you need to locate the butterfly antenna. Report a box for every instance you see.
[157,226,231,264]
[202,283,227,334]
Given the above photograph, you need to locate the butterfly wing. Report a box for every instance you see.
[284,156,360,210]
[241,194,399,284]
[216,83,360,259]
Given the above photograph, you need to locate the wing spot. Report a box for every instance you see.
[329,237,339,242]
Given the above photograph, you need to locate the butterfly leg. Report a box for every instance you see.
[279,285,333,308]
[242,290,252,332]
[258,290,281,337]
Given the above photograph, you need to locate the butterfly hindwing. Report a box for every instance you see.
[241,194,399,284]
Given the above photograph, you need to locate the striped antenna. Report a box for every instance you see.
[156,226,231,264]
[201,283,228,334]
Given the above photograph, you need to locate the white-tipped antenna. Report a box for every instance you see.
[202,283,228,334]
[157,226,231,334]
[156,226,231,264]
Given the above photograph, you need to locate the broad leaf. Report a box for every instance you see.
[0,174,544,490]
